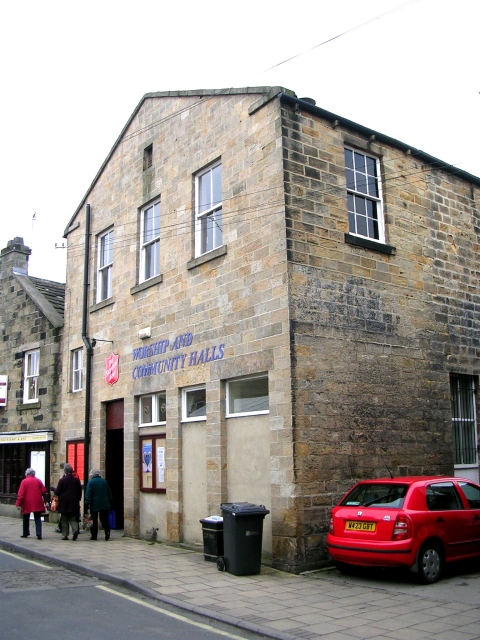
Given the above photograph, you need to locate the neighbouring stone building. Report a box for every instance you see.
[0,238,65,515]
[60,86,480,572]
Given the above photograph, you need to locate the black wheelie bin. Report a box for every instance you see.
[199,515,224,562]
[218,502,270,575]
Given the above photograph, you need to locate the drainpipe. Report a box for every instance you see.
[81,204,92,510]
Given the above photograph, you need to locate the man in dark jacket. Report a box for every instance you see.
[55,463,82,541]
[85,469,113,541]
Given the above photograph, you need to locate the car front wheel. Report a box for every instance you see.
[418,542,443,584]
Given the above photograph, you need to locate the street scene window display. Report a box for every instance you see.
[97,228,114,302]
[23,349,39,403]
[140,199,160,283]
[182,386,206,422]
[344,147,384,243]
[226,375,269,416]
[139,392,166,426]
[195,161,222,257]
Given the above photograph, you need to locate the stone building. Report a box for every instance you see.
[60,87,480,572]
[0,238,65,514]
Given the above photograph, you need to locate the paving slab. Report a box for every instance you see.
[0,515,479,640]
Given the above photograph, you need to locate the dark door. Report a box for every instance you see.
[105,400,124,528]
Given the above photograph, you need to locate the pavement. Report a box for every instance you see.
[0,516,479,640]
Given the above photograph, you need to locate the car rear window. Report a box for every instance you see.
[340,483,409,508]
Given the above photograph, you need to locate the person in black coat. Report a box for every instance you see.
[55,464,82,540]
[85,469,113,541]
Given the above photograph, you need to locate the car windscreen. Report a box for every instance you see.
[340,483,409,508]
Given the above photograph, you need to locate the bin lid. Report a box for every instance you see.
[200,515,223,522]
[221,502,270,517]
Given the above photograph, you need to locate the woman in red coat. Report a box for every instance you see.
[16,468,47,539]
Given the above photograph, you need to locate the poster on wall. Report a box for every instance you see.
[157,446,165,483]
[142,442,152,473]
[0,375,7,407]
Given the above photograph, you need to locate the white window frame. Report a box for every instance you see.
[194,161,222,257]
[451,374,479,468]
[226,374,269,417]
[182,385,206,422]
[97,228,114,302]
[140,200,161,283]
[139,392,166,427]
[72,348,83,392]
[23,349,39,403]
[344,147,385,243]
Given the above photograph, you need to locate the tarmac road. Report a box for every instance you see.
[0,549,266,640]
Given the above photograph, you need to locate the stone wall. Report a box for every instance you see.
[60,89,480,573]
[61,91,295,558]
[281,102,480,569]
[0,239,63,494]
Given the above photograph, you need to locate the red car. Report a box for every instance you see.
[327,476,480,583]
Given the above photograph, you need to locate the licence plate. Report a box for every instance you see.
[346,520,376,532]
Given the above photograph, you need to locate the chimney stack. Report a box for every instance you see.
[0,237,31,279]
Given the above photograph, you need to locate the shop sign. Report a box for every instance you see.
[0,431,54,444]
[105,353,120,386]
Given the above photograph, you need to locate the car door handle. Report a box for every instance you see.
[436,517,444,522]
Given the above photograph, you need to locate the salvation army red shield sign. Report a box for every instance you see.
[105,353,119,386]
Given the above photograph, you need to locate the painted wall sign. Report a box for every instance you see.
[105,353,120,386]
[131,333,225,380]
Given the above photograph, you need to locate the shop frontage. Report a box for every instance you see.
[0,430,53,515]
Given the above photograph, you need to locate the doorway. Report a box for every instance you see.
[30,450,46,486]
[105,399,124,528]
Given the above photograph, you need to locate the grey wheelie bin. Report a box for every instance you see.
[218,502,270,575]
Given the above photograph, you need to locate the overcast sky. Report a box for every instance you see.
[0,0,478,282]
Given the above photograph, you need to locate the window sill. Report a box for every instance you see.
[140,488,166,494]
[138,424,167,429]
[18,401,41,411]
[130,274,163,295]
[90,297,115,313]
[226,411,269,418]
[187,245,227,270]
[344,233,396,255]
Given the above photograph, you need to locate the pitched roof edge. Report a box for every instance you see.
[280,94,480,188]
[144,86,286,99]
[14,274,64,328]
[63,87,288,237]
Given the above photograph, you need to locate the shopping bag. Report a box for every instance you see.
[83,514,93,530]
[50,495,58,512]
[108,509,116,530]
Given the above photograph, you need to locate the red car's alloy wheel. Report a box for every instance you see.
[418,543,443,584]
